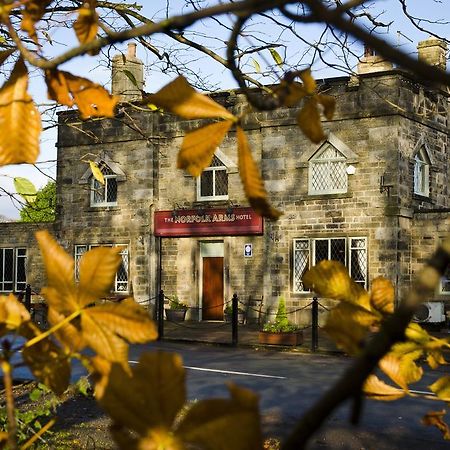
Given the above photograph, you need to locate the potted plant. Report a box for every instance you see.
[165,296,188,322]
[224,304,245,324]
[258,297,303,346]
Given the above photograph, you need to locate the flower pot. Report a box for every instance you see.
[258,330,303,346]
[165,308,187,322]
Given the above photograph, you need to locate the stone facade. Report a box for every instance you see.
[0,53,448,325]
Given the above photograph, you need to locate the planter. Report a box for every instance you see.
[258,330,303,346]
[224,312,245,324]
[165,308,187,322]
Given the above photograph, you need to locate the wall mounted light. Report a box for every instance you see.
[346,165,356,175]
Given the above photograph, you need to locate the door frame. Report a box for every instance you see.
[199,242,224,321]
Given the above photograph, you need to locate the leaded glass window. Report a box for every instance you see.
[440,265,450,294]
[309,145,348,194]
[197,155,228,200]
[90,162,118,206]
[0,248,27,292]
[414,147,430,197]
[293,237,367,293]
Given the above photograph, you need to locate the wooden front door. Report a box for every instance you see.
[202,257,224,320]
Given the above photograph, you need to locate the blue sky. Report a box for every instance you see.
[0,0,449,219]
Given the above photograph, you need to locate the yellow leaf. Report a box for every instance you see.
[298,68,316,94]
[45,69,118,119]
[303,260,371,309]
[296,97,325,144]
[147,76,235,120]
[317,94,336,120]
[78,246,122,306]
[74,4,99,55]
[422,410,450,440]
[0,294,31,336]
[379,352,422,390]
[324,302,378,354]
[236,126,282,220]
[20,1,53,44]
[430,376,450,402]
[82,299,157,362]
[89,160,105,185]
[405,322,432,345]
[363,375,406,401]
[95,352,186,435]
[269,48,283,67]
[177,383,262,450]
[370,277,395,315]
[177,120,233,177]
[0,58,41,166]
[275,81,307,107]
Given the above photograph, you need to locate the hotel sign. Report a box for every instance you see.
[154,207,263,237]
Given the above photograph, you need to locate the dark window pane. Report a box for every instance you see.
[106,177,117,202]
[200,171,213,197]
[330,238,346,265]
[16,256,26,284]
[4,249,13,281]
[315,240,328,263]
[93,179,105,203]
[215,170,228,196]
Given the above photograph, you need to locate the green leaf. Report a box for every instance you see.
[269,48,283,67]
[29,388,43,402]
[123,69,138,88]
[14,177,37,203]
[252,58,261,73]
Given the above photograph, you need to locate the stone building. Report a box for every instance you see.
[0,40,449,325]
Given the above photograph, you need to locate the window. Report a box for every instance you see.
[74,244,129,293]
[309,144,348,194]
[197,155,228,201]
[440,265,450,294]
[0,248,27,292]
[90,162,118,206]
[413,147,430,197]
[293,237,367,293]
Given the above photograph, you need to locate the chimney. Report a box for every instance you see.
[417,38,447,71]
[111,42,144,102]
[357,44,393,74]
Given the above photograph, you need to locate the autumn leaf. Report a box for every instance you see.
[74,1,99,55]
[317,94,336,120]
[0,294,31,336]
[379,352,422,391]
[430,376,450,402]
[422,410,450,440]
[370,277,395,315]
[177,120,233,176]
[276,81,307,107]
[269,48,283,67]
[45,69,119,119]
[296,97,326,144]
[298,68,316,94]
[20,1,53,44]
[147,76,236,120]
[89,160,105,185]
[303,260,371,309]
[0,48,15,67]
[236,126,281,220]
[363,375,406,401]
[35,230,157,363]
[0,58,41,166]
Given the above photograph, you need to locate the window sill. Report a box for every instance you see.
[413,193,433,203]
[302,193,353,200]
[88,205,119,212]
[192,200,231,207]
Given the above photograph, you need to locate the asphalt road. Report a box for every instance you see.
[132,341,450,450]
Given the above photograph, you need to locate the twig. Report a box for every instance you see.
[1,360,18,450]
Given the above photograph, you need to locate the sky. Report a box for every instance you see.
[0,0,449,219]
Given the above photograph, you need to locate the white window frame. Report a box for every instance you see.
[439,267,450,294]
[293,237,367,293]
[308,144,348,195]
[90,173,118,207]
[74,244,129,293]
[413,147,430,197]
[197,158,229,201]
[0,248,27,293]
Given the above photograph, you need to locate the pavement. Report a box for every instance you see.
[161,320,342,353]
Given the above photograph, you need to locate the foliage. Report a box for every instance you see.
[19,182,56,223]
[168,296,188,310]
[224,304,245,315]
[262,298,300,333]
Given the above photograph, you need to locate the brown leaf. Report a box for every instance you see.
[147,76,235,120]
[370,277,395,315]
[0,58,41,166]
[430,376,450,402]
[236,126,281,220]
[363,375,406,401]
[74,4,99,55]
[0,49,16,68]
[95,352,186,435]
[303,260,371,309]
[20,1,53,44]
[298,68,316,94]
[177,383,263,450]
[296,97,325,144]
[422,410,450,440]
[317,94,336,120]
[275,81,307,107]
[45,69,118,119]
[0,294,31,336]
[177,120,233,177]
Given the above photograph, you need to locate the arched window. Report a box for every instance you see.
[413,147,430,197]
[309,144,348,194]
[197,155,229,201]
[90,162,118,206]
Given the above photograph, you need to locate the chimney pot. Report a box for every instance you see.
[127,42,137,58]
[417,38,447,71]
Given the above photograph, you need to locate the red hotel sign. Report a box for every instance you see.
[154,207,263,237]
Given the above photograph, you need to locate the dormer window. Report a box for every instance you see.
[309,143,348,195]
[414,147,430,197]
[197,155,229,201]
[91,162,118,206]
